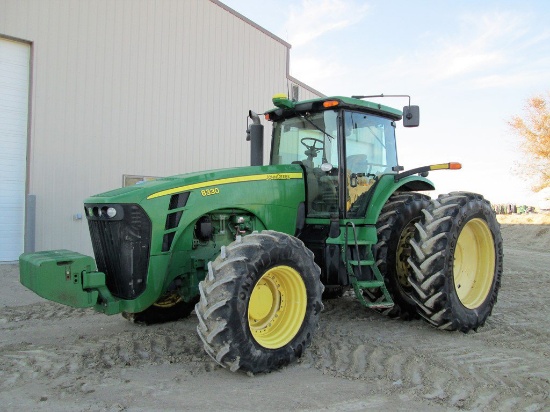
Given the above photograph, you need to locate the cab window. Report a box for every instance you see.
[344,111,398,216]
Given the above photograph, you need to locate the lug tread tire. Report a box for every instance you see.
[370,192,431,320]
[195,231,324,374]
[407,192,503,332]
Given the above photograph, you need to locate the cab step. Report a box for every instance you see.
[348,259,375,266]
[355,280,384,288]
[367,302,394,309]
[343,221,394,309]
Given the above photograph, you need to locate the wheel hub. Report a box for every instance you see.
[248,265,307,349]
[248,281,276,323]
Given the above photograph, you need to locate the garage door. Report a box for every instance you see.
[0,39,30,261]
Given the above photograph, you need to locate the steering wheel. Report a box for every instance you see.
[300,137,324,155]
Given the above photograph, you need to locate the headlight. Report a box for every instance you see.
[85,204,124,220]
[106,207,117,218]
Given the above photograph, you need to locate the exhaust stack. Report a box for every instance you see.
[247,110,264,166]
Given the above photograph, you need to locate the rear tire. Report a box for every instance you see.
[195,231,324,373]
[371,192,431,320]
[408,192,503,331]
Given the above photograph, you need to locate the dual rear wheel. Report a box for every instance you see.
[407,192,503,331]
[374,191,503,331]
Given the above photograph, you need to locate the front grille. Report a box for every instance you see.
[86,204,152,299]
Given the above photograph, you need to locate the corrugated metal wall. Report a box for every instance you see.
[0,0,321,255]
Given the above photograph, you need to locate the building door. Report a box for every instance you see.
[0,38,30,261]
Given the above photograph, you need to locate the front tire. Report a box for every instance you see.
[408,192,503,331]
[195,231,324,373]
[122,293,199,325]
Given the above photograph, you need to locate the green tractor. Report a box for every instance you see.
[20,94,503,374]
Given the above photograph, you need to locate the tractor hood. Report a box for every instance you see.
[86,164,305,205]
[84,164,307,256]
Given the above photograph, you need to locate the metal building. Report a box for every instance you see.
[0,0,322,261]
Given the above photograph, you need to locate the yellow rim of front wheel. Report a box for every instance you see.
[153,293,182,308]
[248,265,307,349]
[453,218,496,309]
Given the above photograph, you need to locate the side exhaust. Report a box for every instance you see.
[247,110,264,166]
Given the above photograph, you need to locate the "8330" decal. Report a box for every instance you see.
[201,187,220,197]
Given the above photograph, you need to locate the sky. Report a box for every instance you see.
[221,0,550,206]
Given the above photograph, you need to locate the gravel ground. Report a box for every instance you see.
[0,215,548,411]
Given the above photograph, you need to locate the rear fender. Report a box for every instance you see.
[364,174,434,224]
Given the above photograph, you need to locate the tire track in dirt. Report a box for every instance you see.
[0,303,214,392]
[309,293,549,411]
[2,244,549,411]
[2,297,548,411]
[0,302,91,324]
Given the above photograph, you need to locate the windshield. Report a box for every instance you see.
[271,110,338,168]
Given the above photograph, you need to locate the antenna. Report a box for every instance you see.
[352,94,411,107]
[352,94,419,127]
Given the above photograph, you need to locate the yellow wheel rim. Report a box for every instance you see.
[153,293,182,308]
[453,218,495,309]
[395,220,419,290]
[248,265,307,349]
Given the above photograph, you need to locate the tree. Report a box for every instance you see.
[509,92,550,192]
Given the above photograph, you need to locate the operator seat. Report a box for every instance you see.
[346,154,373,211]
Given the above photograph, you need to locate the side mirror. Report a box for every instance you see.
[403,105,420,127]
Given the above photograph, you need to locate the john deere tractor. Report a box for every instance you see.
[20,94,503,374]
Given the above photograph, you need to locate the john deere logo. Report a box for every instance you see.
[266,174,291,180]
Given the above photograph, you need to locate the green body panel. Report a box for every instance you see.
[20,164,305,314]
[88,164,304,241]
[119,164,305,309]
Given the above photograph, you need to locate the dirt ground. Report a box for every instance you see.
[1,213,549,411]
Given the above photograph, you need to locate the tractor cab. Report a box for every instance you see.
[266,95,404,219]
[263,95,427,298]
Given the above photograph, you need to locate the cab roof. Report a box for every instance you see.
[266,95,403,121]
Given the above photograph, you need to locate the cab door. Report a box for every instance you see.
[342,111,399,218]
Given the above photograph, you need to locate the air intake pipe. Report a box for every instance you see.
[246,110,264,166]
